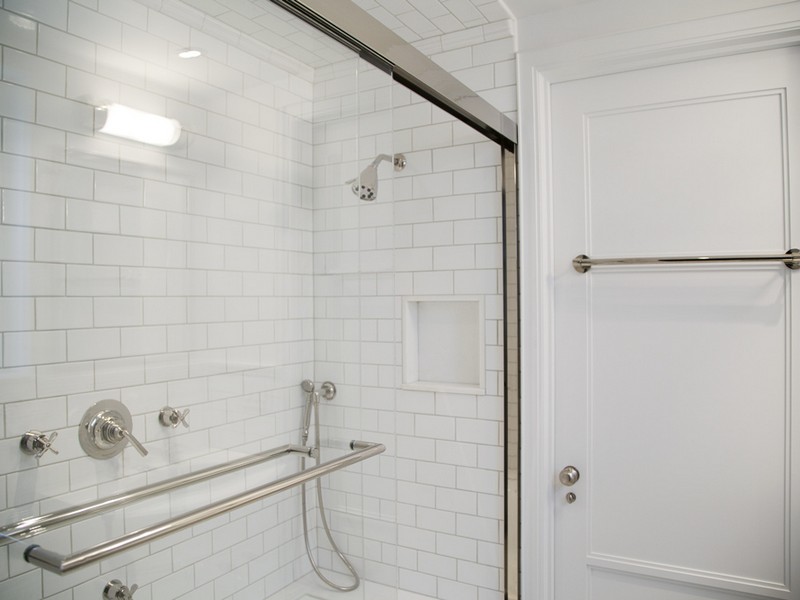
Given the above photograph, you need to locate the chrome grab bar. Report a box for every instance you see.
[573,248,800,273]
[14,440,384,574]
[1,443,313,546]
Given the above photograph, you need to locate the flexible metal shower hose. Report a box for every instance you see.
[300,392,360,591]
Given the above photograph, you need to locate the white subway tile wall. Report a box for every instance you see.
[0,0,512,598]
[311,57,504,600]
[0,0,323,598]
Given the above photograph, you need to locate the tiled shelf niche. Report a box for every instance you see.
[402,296,485,393]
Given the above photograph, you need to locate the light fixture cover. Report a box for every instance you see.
[97,104,182,147]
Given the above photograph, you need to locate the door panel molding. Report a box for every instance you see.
[587,556,793,600]
[586,555,792,599]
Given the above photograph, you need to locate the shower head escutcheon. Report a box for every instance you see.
[346,153,406,201]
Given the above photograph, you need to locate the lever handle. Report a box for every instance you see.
[119,426,148,457]
[159,407,190,429]
[103,579,138,600]
[20,430,59,459]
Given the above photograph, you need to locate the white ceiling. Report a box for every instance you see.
[499,0,596,19]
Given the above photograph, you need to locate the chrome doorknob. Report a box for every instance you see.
[559,465,580,486]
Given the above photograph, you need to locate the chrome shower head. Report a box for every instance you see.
[346,153,406,202]
[350,162,379,201]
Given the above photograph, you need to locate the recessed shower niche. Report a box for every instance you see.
[402,296,486,393]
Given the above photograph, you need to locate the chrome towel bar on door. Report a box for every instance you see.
[573,248,800,273]
[20,440,385,574]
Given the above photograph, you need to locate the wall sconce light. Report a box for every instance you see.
[97,104,182,147]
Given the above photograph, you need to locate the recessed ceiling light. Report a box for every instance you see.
[178,48,202,59]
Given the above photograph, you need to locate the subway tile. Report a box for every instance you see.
[167,269,207,296]
[120,267,166,296]
[3,190,65,229]
[0,153,36,192]
[94,234,143,266]
[95,356,145,390]
[0,10,34,53]
[98,0,148,30]
[145,352,189,382]
[121,325,167,356]
[36,160,93,200]
[5,396,67,434]
[188,188,225,218]
[0,570,41,599]
[94,297,142,327]
[35,229,92,264]
[69,4,122,50]
[439,577,478,600]
[37,360,93,397]
[2,48,65,96]
[0,225,33,261]
[395,248,432,272]
[122,23,168,65]
[36,297,92,330]
[0,297,35,331]
[413,221,453,246]
[3,261,64,296]
[148,9,191,46]
[3,119,65,162]
[167,323,207,352]
[96,46,146,88]
[456,466,500,494]
[65,132,120,172]
[66,198,119,234]
[456,417,499,444]
[417,548,457,579]
[143,297,186,325]
[434,245,475,270]
[144,238,187,268]
[38,25,96,73]
[3,331,67,367]
[36,92,95,136]
[454,269,497,294]
[96,171,144,206]
[187,242,224,270]
[187,297,225,323]
[0,366,36,402]
[437,440,476,466]
[120,206,167,238]
[0,81,36,121]
[5,0,67,29]
[436,532,477,561]
[68,327,120,361]
[167,212,206,242]
[67,264,119,296]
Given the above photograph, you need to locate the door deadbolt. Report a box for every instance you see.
[559,465,580,486]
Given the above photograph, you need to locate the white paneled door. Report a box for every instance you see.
[550,46,800,599]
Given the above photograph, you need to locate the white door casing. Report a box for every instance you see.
[526,44,800,600]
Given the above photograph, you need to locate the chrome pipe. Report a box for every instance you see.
[1,443,313,546]
[573,248,800,273]
[24,441,385,574]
